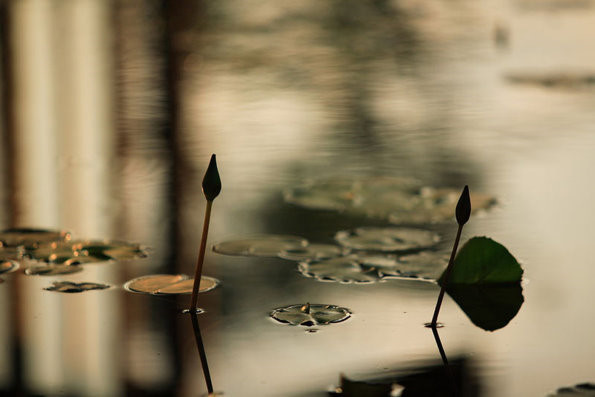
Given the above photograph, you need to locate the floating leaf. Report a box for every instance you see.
[29,240,147,265]
[124,274,219,295]
[357,251,448,281]
[549,383,595,396]
[438,237,523,285]
[506,72,595,89]
[0,228,70,248]
[270,303,351,326]
[335,227,440,252]
[0,246,25,261]
[24,264,83,276]
[0,260,19,275]
[212,235,308,257]
[298,256,381,283]
[44,281,110,293]
[446,284,524,331]
[278,244,343,261]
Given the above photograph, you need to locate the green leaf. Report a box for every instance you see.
[445,284,524,331]
[439,237,523,285]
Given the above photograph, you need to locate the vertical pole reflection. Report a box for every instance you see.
[430,327,459,396]
[189,313,214,395]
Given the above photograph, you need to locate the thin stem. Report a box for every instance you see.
[190,312,214,394]
[430,223,463,327]
[431,327,459,396]
[190,200,213,311]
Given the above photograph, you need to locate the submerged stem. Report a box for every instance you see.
[190,200,213,311]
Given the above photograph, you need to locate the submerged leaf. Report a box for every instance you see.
[335,227,440,252]
[44,281,110,293]
[0,260,19,275]
[278,244,343,261]
[438,237,523,285]
[0,228,70,248]
[212,235,308,257]
[24,264,83,276]
[270,303,351,326]
[124,274,219,295]
[29,240,147,265]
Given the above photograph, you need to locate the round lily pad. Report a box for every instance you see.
[0,228,71,248]
[279,244,344,261]
[44,281,110,293]
[212,235,308,257]
[270,303,351,326]
[335,227,440,252]
[24,264,84,276]
[298,255,382,284]
[124,274,220,295]
[357,251,448,281]
[29,240,147,265]
[0,260,19,275]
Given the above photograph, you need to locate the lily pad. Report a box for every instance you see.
[44,281,110,293]
[357,251,448,281]
[124,274,220,295]
[438,237,523,285]
[29,240,147,265]
[0,246,25,261]
[335,227,440,252]
[212,235,308,257]
[298,255,382,283]
[24,264,84,276]
[270,303,351,326]
[549,383,595,396]
[0,228,71,248]
[0,260,19,275]
[278,244,344,261]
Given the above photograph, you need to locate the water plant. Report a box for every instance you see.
[190,154,222,313]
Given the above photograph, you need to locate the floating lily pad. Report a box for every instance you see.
[29,240,147,265]
[0,228,70,248]
[335,227,440,252]
[299,255,382,283]
[0,260,19,275]
[44,281,110,293]
[212,235,308,257]
[549,383,595,396]
[438,237,523,285]
[270,303,351,326]
[278,244,343,261]
[506,72,595,89]
[24,264,83,276]
[357,251,448,281]
[124,274,219,295]
[0,246,25,261]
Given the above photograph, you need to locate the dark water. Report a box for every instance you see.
[2,0,595,396]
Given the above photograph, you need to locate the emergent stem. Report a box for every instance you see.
[190,200,213,311]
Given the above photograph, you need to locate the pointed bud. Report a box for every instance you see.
[202,154,221,201]
[455,185,471,225]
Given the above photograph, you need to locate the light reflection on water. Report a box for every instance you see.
[2,0,595,396]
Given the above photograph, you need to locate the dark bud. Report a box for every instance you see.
[202,154,221,201]
[455,185,471,225]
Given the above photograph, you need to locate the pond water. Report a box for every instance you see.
[2,0,595,396]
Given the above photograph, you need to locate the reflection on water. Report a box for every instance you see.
[1,0,595,396]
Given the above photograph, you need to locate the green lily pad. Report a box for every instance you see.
[124,274,219,295]
[335,227,440,252]
[212,235,308,257]
[278,244,344,261]
[29,240,147,265]
[0,260,19,275]
[438,237,523,285]
[357,251,448,281]
[24,264,83,276]
[549,383,595,396]
[446,284,524,331]
[44,281,110,293]
[298,255,382,284]
[0,228,71,248]
[270,303,351,326]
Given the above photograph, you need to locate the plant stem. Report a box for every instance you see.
[430,223,463,327]
[190,312,214,394]
[190,200,213,312]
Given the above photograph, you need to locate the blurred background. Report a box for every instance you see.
[1,0,595,396]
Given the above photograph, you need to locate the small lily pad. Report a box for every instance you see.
[124,274,220,295]
[0,260,19,275]
[29,240,147,265]
[212,235,308,257]
[549,383,595,396]
[44,281,110,293]
[357,251,448,280]
[298,256,382,283]
[278,244,343,261]
[438,237,523,285]
[335,227,440,252]
[0,228,71,248]
[24,264,83,276]
[270,303,351,326]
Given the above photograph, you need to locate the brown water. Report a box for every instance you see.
[2,0,595,396]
